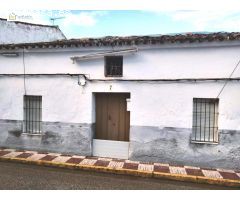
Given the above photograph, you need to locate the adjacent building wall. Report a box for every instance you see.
[0,18,66,44]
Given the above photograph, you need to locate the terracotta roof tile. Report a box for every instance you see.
[1,32,240,50]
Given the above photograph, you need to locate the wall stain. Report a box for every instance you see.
[8,130,22,137]
[41,131,63,145]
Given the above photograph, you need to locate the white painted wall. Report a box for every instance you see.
[0,77,91,123]
[1,44,240,130]
[1,45,240,78]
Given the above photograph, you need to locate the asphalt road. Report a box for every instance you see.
[0,161,234,190]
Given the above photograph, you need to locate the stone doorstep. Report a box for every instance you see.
[0,148,239,187]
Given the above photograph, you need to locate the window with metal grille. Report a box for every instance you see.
[192,98,219,144]
[104,56,123,77]
[23,95,42,134]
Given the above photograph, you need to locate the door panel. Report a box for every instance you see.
[95,93,130,142]
[125,111,130,141]
[107,94,119,140]
[95,93,108,140]
[119,95,129,141]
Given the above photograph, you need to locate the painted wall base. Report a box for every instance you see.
[129,126,240,170]
[0,119,93,155]
[1,120,239,170]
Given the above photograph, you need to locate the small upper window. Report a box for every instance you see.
[192,98,219,144]
[104,56,123,77]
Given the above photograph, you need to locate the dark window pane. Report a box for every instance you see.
[105,56,123,77]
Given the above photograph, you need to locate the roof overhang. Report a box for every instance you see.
[1,32,240,51]
[70,47,138,62]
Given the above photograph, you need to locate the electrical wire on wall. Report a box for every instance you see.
[22,48,27,95]
[216,58,240,98]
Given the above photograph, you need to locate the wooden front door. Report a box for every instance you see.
[95,93,130,142]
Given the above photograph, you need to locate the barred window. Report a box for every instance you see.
[192,98,219,144]
[104,56,123,77]
[23,95,42,134]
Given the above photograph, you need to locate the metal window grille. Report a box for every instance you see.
[105,56,123,77]
[23,95,42,134]
[192,98,219,143]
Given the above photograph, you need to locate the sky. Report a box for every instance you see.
[1,10,240,39]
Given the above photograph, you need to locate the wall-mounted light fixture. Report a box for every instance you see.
[78,75,86,86]
[1,52,19,57]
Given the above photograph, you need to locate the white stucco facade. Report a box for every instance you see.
[1,44,240,128]
[0,41,240,169]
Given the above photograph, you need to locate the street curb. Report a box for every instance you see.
[0,156,239,188]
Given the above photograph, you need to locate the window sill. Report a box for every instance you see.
[191,140,219,145]
[104,76,123,78]
[22,132,43,137]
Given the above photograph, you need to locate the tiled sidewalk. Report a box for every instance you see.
[0,148,240,187]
